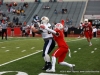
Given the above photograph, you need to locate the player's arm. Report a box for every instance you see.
[90,25,93,33]
[31,26,39,32]
[40,25,59,35]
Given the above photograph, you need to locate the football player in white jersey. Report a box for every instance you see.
[31,16,55,70]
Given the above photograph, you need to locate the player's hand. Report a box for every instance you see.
[40,25,45,29]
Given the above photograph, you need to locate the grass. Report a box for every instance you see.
[0,37,100,75]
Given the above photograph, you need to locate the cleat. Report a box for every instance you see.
[77,36,80,38]
[42,62,52,70]
[42,62,48,70]
[70,64,75,72]
[46,69,55,72]
[42,66,48,70]
[89,44,92,46]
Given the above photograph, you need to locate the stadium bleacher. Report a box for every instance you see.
[85,0,100,15]
[2,0,100,36]
[27,1,86,27]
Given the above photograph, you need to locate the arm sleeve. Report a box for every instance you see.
[45,26,57,34]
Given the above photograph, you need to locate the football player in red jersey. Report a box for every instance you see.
[40,23,75,72]
[83,19,93,46]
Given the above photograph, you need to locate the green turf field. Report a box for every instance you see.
[0,37,100,75]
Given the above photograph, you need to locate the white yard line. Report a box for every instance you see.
[0,38,84,67]
[21,50,26,52]
[16,47,20,49]
[91,51,94,53]
[66,38,85,42]
[39,73,67,75]
[5,50,10,52]
[0,50,43,67]
[1,47,6,48]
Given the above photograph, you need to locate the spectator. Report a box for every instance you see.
[6,16,10,22]
[9,3,13,7]
[93,26,97,37]
[23,13,26,18]
[21,22,27,37]
[20,6,23,10]
[62,8,67,14]
[6,3,8,7]
[21,10,24,15]
[3,14,7,21]
[16,9,20,15]
[10,7,13,13]
[15,17,19,25]
[10,22,14,36]
[23,2,28,8]
[69,18,72,25]
[13,2,17,6]
[25,25,30,37]
[12,8,16,14]
[0,13,3,24]
[13,16,16,23]
[64,25,68,37]
[62,8,64,14]
[70,26,75,35]
[64,9,67,13]
[0,25,2,36]
[54,9,57,14]
[66,18,69,24]
[1,20,8,40]
[20,6,24,15]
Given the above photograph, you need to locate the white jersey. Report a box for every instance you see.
[40,23,53,39]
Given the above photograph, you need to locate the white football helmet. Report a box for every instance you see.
[84,19,88,24]
[55,23,63,30]
[84,19,88,22]
[41,16,49,24]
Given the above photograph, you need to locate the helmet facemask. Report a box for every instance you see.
[54,23,64,30]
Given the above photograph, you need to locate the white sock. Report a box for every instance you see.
[89,42,92,45]
[51,56,56,70]
[59,61,72,68]
[45,54,50,62]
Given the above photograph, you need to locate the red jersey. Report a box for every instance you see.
[83,23,92,32]
[82,23,93,39]
[53,29,68,48]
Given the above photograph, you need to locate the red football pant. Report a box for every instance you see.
[52,47,68,63]
[84,31,92,39]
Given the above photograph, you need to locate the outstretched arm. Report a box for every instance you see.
[40,25,59,35]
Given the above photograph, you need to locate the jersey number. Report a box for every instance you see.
[86,27,89,31]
